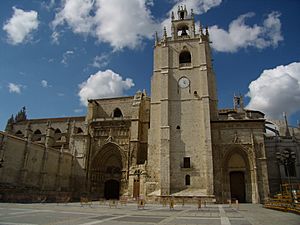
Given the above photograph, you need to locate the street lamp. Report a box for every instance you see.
[276,150,297,204]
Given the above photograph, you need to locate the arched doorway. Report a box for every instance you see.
[90,143,125,199]
[230,171,245,202]
[227,152,249,203]
[104,179,120,199]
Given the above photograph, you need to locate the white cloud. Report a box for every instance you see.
[78,69,135,106]
[52,0,94,35]
[51,31,60,44]
[74,108,84,113]
[51,0,158,50]
[61,50,74,65]
[91,54,110,68]
[8,83,23,94]
[57,93,65,97]
[93,0,158,50]
[169,0,221,15]
[209,11,283,52]
[3,7,39,45]
[246,62,300,119]
[41,80,51,88]
[42,0,56,11]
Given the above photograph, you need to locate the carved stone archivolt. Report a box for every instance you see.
[219,144,254,170]
[91,142,127,169]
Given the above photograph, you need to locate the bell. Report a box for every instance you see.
[181,28,188,36]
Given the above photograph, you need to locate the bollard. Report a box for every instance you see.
[228,199,231,206]
[162,198,167,207]
[109,199,118,208]
[197,199,201,210]
[169,198,175,210]
[235,199,239,210]
[138,199,145,209]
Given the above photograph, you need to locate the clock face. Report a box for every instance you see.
[178,77,190,88]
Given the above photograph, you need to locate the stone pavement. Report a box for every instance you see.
[0,202,299,225]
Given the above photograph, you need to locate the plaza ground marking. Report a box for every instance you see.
[79,215,128,225]
[219,205,231,225]
[9,209,53,215]
[59,211,100,216]
[0,222,37,225]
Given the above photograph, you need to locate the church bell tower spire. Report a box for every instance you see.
[147,6,218,196]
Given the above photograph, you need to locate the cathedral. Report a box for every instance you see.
[1,7,299,203]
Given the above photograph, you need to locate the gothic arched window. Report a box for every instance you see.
[34,129,42,141]
[185,175,191,185]
[113,108,123,118]
[15,130,23,135]
[55,128,61,133]
[76,127,83,134]
[34,129,42,134]
[179,51,191,65]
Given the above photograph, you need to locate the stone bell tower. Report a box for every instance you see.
[146,6,218,197]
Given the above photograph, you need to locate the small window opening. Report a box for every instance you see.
[15,130,23,135]
[194,91,198,95]
[76,127,83,134]
[113,108,123,118]
[179,51,191,65]
[177,25,189,36]
[180,12,184,20]
[176,125,181,130]
[34,129,42,141]
[185,175,191,185]
[55,128,61,134]
[183,157,191,168]
[34,129,42,134]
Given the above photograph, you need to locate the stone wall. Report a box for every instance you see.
[0,131,82,200]
[211,119,269,203]
[265,136,300,195]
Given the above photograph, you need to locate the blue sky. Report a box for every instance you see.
[1,0,300,130]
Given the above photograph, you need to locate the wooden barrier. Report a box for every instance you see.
[109,199,118,208]
[56,195,71,205]
[161,197,167,207]
[137,199,145,209]
[264,194,300,214]
[120,197,128,206]
[182,198,185,207]
[80,197,92,207]
[99,198,106,205]
[37,195,47,203]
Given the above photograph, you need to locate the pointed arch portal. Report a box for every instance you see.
[90,143,125,199]
[224,150,251,203]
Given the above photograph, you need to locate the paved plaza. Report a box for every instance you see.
[0,202,299,225]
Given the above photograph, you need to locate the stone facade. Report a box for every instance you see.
[1,6,300,203]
